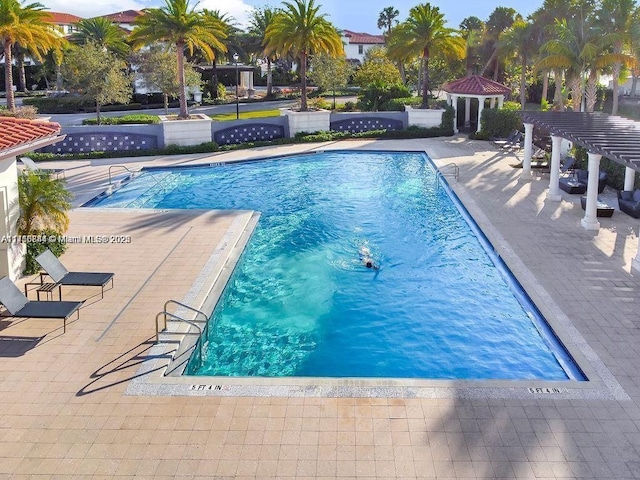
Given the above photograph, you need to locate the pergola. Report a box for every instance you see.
[442,75,511,133]
[519,111,640,272]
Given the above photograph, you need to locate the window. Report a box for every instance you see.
[358,45,364,55]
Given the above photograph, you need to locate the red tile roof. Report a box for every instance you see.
[442,75,511,95]
[44,12,83,25]
[99,10,144,24]
[0,117,62,154]
[342,30,385,45]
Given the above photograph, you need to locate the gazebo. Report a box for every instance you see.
[442,75,511,133]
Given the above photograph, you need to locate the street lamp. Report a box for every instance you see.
[233,53,239,120]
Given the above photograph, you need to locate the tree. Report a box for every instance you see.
[130,0,228,119]
[200,10,238,100]
[479,7,520,81]
[500,19,536,108]
[18,170,73,236]
[309,53,351,108]
[0,0,59,110]
[249,6,279,98]
[264,0,343,111]
[134,45,201,114]
[377,6,399,35]
[61,42,132,124]
[460,16,485,76]
[597,0,638,114]
[69,17,130,58]
[352,46,402,87]
[387,3,464,108]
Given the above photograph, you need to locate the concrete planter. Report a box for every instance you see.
[281,109,331,137]
[405,106,445,128]
[159,113,212,147]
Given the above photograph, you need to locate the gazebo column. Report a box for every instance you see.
[476,98,485,133]
[446,93,452,106]
[547,135,563,201]
[520,122,534,180]
[498,96,504,108]
[464,98,471,127]
[452,95,459,133]
[624,167,636,191]
[580,152,602,231]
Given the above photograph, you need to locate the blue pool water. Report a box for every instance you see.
[92,151,584,380]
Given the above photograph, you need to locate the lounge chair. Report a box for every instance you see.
[35,250,114,299]
[499,131,523,150]
[618,190,640,218]
[0,276,82,333]
[20,156,66,179]
[492,130,519,146]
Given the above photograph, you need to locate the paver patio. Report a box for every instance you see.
[1,137,640,479]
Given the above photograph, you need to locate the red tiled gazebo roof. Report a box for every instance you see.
[0,117,62,155]
[442,75,511,96]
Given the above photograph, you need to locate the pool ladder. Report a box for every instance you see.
[436,163,459,189]
[155,300,210,367]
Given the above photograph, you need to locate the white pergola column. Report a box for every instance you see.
[547,135,563,201]
[632,243,640,274]
[520,122,534,180]
[498,96,504,108]
[581,152,602,231]
[624,167,636,191]
[465,97,471,126]
[446,93,452,106]
[451,95,459,133]
[477,98,485,133]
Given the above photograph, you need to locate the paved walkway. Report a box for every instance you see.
[2,137,640,479]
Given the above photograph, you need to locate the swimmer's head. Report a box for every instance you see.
[366,261,373,268]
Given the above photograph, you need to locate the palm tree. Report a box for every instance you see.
[200,10,239,100]
[70,17,130,58]
[130,0,227,119]
[479,7,520,81]
[460,16,485,76]
[0,0,59,111]
[387,3,464,108]
[264,0,343,112]
[597,0,637,114]
[377,6,399,35]
[501,19,536,108]
[18,170,73,236]
[249,6,279,98]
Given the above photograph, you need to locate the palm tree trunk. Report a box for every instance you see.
[266,58,273,97]
[300,52,308,111]
[398,62,406,84]
[421,49,430,109]
[96,101,101,125]
[585,71,597,112]
[541,72,549,104]
[16,50,26,93]
[553,70,564,111]
[176,41,189,119]
[631,74,639,96]
[211,59,218,99]
[520,58,526,109]
[4,41,15,111]
[568,74,582,112]
[163,93,169,114]
[612,62,621,115]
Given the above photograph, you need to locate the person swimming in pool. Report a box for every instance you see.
[359,246,379,270]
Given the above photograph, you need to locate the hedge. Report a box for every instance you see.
[82,114,160,125]
[477,107,523,138]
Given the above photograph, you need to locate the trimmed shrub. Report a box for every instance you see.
[23,96,94,113]
[384,97,422,111]
[358,82,411,111]
[82,114,160,125]
[478,107,523,138]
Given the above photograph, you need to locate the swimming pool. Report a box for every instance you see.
[92,151,584,380]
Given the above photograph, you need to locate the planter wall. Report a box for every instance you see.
[281,109,331,137]
[160,114,212,147]
[212,117,288,145]
[38,124,162,153]
[330,112,407,133]
[405,106,445,128]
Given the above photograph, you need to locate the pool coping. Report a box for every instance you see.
[119,149,629,401]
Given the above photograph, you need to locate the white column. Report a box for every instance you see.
[464,97,471,126]
[624,167,636,191]
[521,122,534,180]
[498,96,504,108]
[581,152,602,231]
[476,98,485,133]
[452,95,458,133]
[446,93,452,106]
[547,136,563,201]
[632,242,640,274]
[490,97,496,108]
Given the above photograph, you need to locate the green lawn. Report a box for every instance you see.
[209,109,281,121]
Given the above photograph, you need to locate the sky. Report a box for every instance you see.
[40,0,540,32]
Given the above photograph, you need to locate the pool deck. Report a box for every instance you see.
[2,137,640,478]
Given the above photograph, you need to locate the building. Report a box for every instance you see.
[341,30,385,64]
[98,10,143,32]
[44,11,83,36]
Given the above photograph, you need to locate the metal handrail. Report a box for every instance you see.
[108,165,142,185]
[163,300,208,323]
[440,163,459,181]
